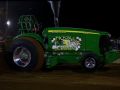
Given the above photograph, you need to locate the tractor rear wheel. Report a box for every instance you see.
[6,37,45,71]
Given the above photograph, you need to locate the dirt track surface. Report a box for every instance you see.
[0,64,120,90]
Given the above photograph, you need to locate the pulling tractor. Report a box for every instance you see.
[5,1,120,72]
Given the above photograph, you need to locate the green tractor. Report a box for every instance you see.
[6,1,120,72]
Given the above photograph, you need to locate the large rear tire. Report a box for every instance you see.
[6,37,44,71]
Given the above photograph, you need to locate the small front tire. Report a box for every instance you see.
[81,54,102,72]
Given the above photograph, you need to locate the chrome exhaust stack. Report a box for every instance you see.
[48,0,61,27]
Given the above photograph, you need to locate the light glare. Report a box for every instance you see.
[6,20,11,26]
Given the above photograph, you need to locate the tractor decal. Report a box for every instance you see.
[51,36,82,51]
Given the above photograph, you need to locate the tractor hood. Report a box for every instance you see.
[42,27,110,37]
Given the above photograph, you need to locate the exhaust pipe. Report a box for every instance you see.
[48,0,61,27]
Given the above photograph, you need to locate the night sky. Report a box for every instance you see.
[0,0,120,38]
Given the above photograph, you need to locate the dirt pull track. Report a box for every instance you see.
[0,64,120,90]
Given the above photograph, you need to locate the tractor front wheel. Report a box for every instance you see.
[81,53,103,72]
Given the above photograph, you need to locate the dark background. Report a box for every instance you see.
[0,0,120,38]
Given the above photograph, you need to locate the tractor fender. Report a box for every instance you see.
[13,33,45,49]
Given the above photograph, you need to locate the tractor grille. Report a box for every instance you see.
[99,35,112,54]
